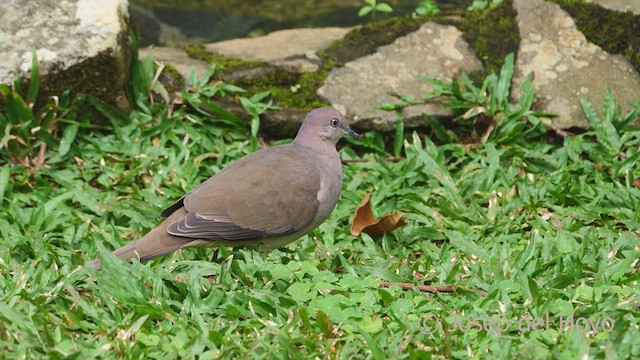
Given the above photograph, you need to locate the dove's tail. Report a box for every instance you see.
[86,208,208,270]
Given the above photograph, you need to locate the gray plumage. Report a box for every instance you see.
[87,107,359,269]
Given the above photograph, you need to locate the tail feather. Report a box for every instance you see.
[86,208,207,270]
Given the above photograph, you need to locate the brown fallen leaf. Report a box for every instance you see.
[350,190,407,237]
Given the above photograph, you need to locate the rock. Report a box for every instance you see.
[205,28,352,73]
[586,0,640,15]
[139,46,211,80]
[512,0,640,129]
[260,108,309,139]
[317,22,483,132]
[0,0,132,111]
[199,98,307,139]
[129,3,191,48]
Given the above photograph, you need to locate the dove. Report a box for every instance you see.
[88,107,359,269]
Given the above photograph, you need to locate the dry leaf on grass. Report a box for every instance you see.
[350,190,407,237]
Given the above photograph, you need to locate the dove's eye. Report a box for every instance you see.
[329,118,340,128]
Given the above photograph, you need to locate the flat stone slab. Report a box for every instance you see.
[0,0,131,111]
[317,22,483,131]
[139,46,211,80]
[205,27,352,73]
[512,0,640,129]
[587,0,640,14]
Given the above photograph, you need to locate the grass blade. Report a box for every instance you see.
[58,124,79,156]
[26,48,39,104]
[0,166,9,203]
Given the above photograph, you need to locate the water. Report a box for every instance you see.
[130,0,473,47]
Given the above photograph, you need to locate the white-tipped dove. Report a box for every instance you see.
[87,107,359,269]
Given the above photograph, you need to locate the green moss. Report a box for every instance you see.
[319,16,428,66]
[259,71,329,110]
[459,0,520,76]
[182,43,329,111]
[551,0,640,73]
[231,65,330,111]
[182,44,264,73]
[40,44,132,112]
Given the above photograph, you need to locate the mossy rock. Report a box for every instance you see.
[181,16,435,115]
[319,16,429,66]
[458,0,520,77]
[182,43,265,73]
[177,8,522,138]
[551,0,640,72]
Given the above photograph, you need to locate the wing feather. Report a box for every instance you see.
[165,145,322,241]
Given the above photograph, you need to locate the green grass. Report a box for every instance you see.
[1,51,640,359]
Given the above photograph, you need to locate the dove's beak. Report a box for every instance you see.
[345,127,360,140]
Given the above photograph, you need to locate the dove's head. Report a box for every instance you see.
[294,107,360,147]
